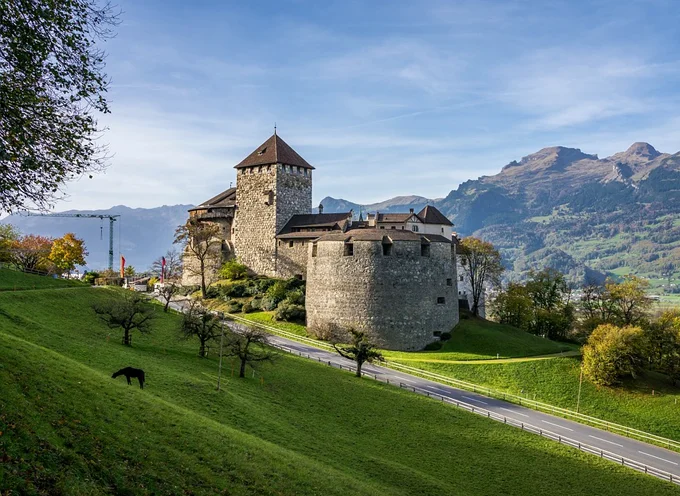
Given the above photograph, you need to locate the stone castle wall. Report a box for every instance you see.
[306,239,459,351]
[233,164,311,277]
[276,238,311,278]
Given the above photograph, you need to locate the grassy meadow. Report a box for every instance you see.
[1,279,678,494]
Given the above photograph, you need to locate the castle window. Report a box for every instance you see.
[264,190,274,205]
[460,275,464,281]
[258,147,267,156]
[312,243,318,257]
[344,243,354,256]
[441,227,444,233]
[391,226,396,229]
[446,278,453,286]
[437,297,446,304]
[412,225,419,232]
[421,244,430,257]
[382,242,393,256]
[289,240,294,247]
[401,226,404,230]
[380,226,385,230]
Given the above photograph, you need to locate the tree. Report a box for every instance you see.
[458,237,504,317]
[174,219,222,298]
[49,233,87,276]
[219,259,249,280]
[582,324,646,386]
[644,310,680,386]
[0,224,19,263]
[577,280,616,336]
[180,302,222,357]
[93,292,155,346]
[151,249,183,281]
[158,282,181,313]
[606,275,652,326]
[9,234,53,272]
[492,283,532,329]
[524,268,575,341]
[124,265,136,277]
[332,328,384,378]
[225,323,276,378]
[0,1,120,212]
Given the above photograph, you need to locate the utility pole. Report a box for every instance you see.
[576,366,584,413]
[217,313,226,391]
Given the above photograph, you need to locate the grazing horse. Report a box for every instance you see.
[112,367,145,389]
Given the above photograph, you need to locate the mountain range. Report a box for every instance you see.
[3,142,679,285]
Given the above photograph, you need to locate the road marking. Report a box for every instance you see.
[541,420,573,431]
[588,435,623,447]
[399,377,418,384]
[499,407,529,418]
[461,395,489,405]
[638,451,679,465]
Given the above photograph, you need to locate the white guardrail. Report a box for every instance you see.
[270,340,679,487]
[225,312,680,455]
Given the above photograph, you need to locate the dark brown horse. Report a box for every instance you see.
[112,367,145,389]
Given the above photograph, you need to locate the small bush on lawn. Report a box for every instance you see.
[205,286,221,299]
[82,272,99,284]
[260,296,278,311]
[224,283,248,298]
[224,300,242,313]
[242,300,256,314]
[266,281,288,305]
[275,302,306,323]
[219,259,249,280]
[285,289,305,305]
[250,297,262,310]
[256,278,276,293]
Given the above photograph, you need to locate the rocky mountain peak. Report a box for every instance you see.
[624,142,660,159]
[502,146,597,172]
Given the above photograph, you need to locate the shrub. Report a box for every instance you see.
[582,324,646,386]
[260,296,278,311]
[178,285,200,296]
[275,302,306,322]
[266,281,288,305]
[224,283,248,298]
[219,259,249,280]
[82,271,99,284]
[224,300,242,313]
[440,332,452,341]
[256,278,276,293]
[241,300,255,313]
[285,289,305,306]
[205,286,220,299]
[250,297,262,311]
[424,341,443,351]
[284,277,305,291]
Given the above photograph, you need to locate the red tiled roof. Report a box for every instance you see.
[235,134,314,170]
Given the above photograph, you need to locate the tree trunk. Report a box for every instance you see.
[164,297,171,312]
[123,328,131,346]
[200,260,207,298]
[239,357,247,378]
[199,340,206,358]
[355,360,363,378]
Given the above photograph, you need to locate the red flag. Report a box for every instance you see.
[120,255,125,278]
[161,256,166,283]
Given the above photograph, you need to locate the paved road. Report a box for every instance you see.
[167,298,680,483]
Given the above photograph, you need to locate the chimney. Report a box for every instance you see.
[318,203,324,214]
[409,208,414,214]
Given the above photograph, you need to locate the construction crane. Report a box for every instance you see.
[24,213,120,271]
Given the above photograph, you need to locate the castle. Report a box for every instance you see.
[183,133,466,350]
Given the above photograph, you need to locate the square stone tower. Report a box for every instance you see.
[233,133,314,276]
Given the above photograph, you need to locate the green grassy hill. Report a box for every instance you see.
[0,280,677,494]
[0,268,86,290]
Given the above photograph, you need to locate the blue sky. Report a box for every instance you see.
[59,0,680,210]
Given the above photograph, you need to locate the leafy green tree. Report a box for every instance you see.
[332,328,384,378]
[0,1,119,211]
[93,292,155,346]
[174,219,222,298]
[458,237,504,317]
[525,268,575,341]
[582,324,646,386]
[0,224,20,263]
[219,259,249,280]
[492,283,532,329]
[49,233,87,276]
[644,310,680,386]
[124,265,136,277]
[180,302,222,357]
[606,275,652,326]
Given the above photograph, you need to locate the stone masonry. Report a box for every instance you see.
[305,230,460,351]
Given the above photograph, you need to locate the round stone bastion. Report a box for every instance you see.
[305,229,459,351]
